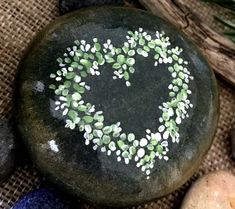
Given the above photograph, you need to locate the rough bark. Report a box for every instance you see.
[139,0,235,86]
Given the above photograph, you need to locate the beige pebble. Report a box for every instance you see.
[181,171,235,209]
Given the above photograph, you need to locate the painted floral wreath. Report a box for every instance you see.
[49,28,194,179]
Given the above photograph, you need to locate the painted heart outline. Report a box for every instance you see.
[49,28,194,179]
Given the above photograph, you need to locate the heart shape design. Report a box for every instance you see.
[49,28,194,179]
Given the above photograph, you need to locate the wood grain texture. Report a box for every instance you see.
[139,0,235,86]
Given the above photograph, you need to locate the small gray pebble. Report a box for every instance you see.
[0,119,15,181]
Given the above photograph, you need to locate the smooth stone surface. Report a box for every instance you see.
[12,189,72,209]
[15,7,218,207]
[59,0,124,15]
[0,119,15,181]
[181,171,235,209]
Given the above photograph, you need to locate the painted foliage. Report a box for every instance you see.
[49,28,194,178]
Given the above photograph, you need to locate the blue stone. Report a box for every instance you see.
[12,189,71,209]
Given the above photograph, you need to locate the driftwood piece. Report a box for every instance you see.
[139,0,235,86]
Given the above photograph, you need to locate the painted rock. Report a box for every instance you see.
[15,7,218,207]
[0,119,15,181]
[12,189,71,209]
[181,171,235,209]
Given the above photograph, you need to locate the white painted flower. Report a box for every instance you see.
[151,132,162,141]
[137,148,145,158]
[140,138,148,147]
[48,140,59,153]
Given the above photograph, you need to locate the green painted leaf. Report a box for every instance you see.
[75,50,83,57]
[117,140,124,149]
[139,38,145,46]
[162,112,169,121]
[147,144,154,151]
[143,46,150,52]
[120,133,126,140]
[80,71,87,77]
[62,89,69,96]
[65,58,71,63]
[72,92,81,101]
[122,46,129,54]
[94,122,104,129]
[71,62,78,68]
[64,81,71,88]
[80,59,92,69]
[137,48,142,55]
[103,126,112,134]
[150,151,155,159]
[78,105,87,112]
[83,115,93,123]
[157,145,163,154]
[68,110,78,120]
[49,84,56,90]
[57,58,63,63]
[169,92,176,97]
[107,58,115,63]
[103,135,111,144]
[95,43,101,51]
[115,48,122,54]
[83,53,89,60]
[124,71,129,80]
[55,89,61,95]
[144,155,150,162]
[129,67,135,73]
[122,151,129,158]
[108,141,116,150]
[155,47,162,54]
[129,146,136,155]
[148,41,156,48]
[128,133,135,142]
[126,58,135,66]
[95,52,102,59]
[73,84,85,94]
[98,58,105,65]
[128,50,135,56]
[117,55,126,64]
[113,63,121,69]
[179,72,185,79]
[151,139,158,145]
[66,72,76,79]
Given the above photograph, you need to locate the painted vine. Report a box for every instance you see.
[49,28,194,179]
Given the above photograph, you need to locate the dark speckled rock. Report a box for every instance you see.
[59,0,124,15]
[12,189,72,209]
[0,119,15,181]
[15,7,219,207]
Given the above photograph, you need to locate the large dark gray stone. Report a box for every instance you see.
[15,7,219,207]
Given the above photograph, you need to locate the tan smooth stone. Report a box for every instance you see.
[181,171,235,209]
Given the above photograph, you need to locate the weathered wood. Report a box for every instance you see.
[139,0,235,86]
